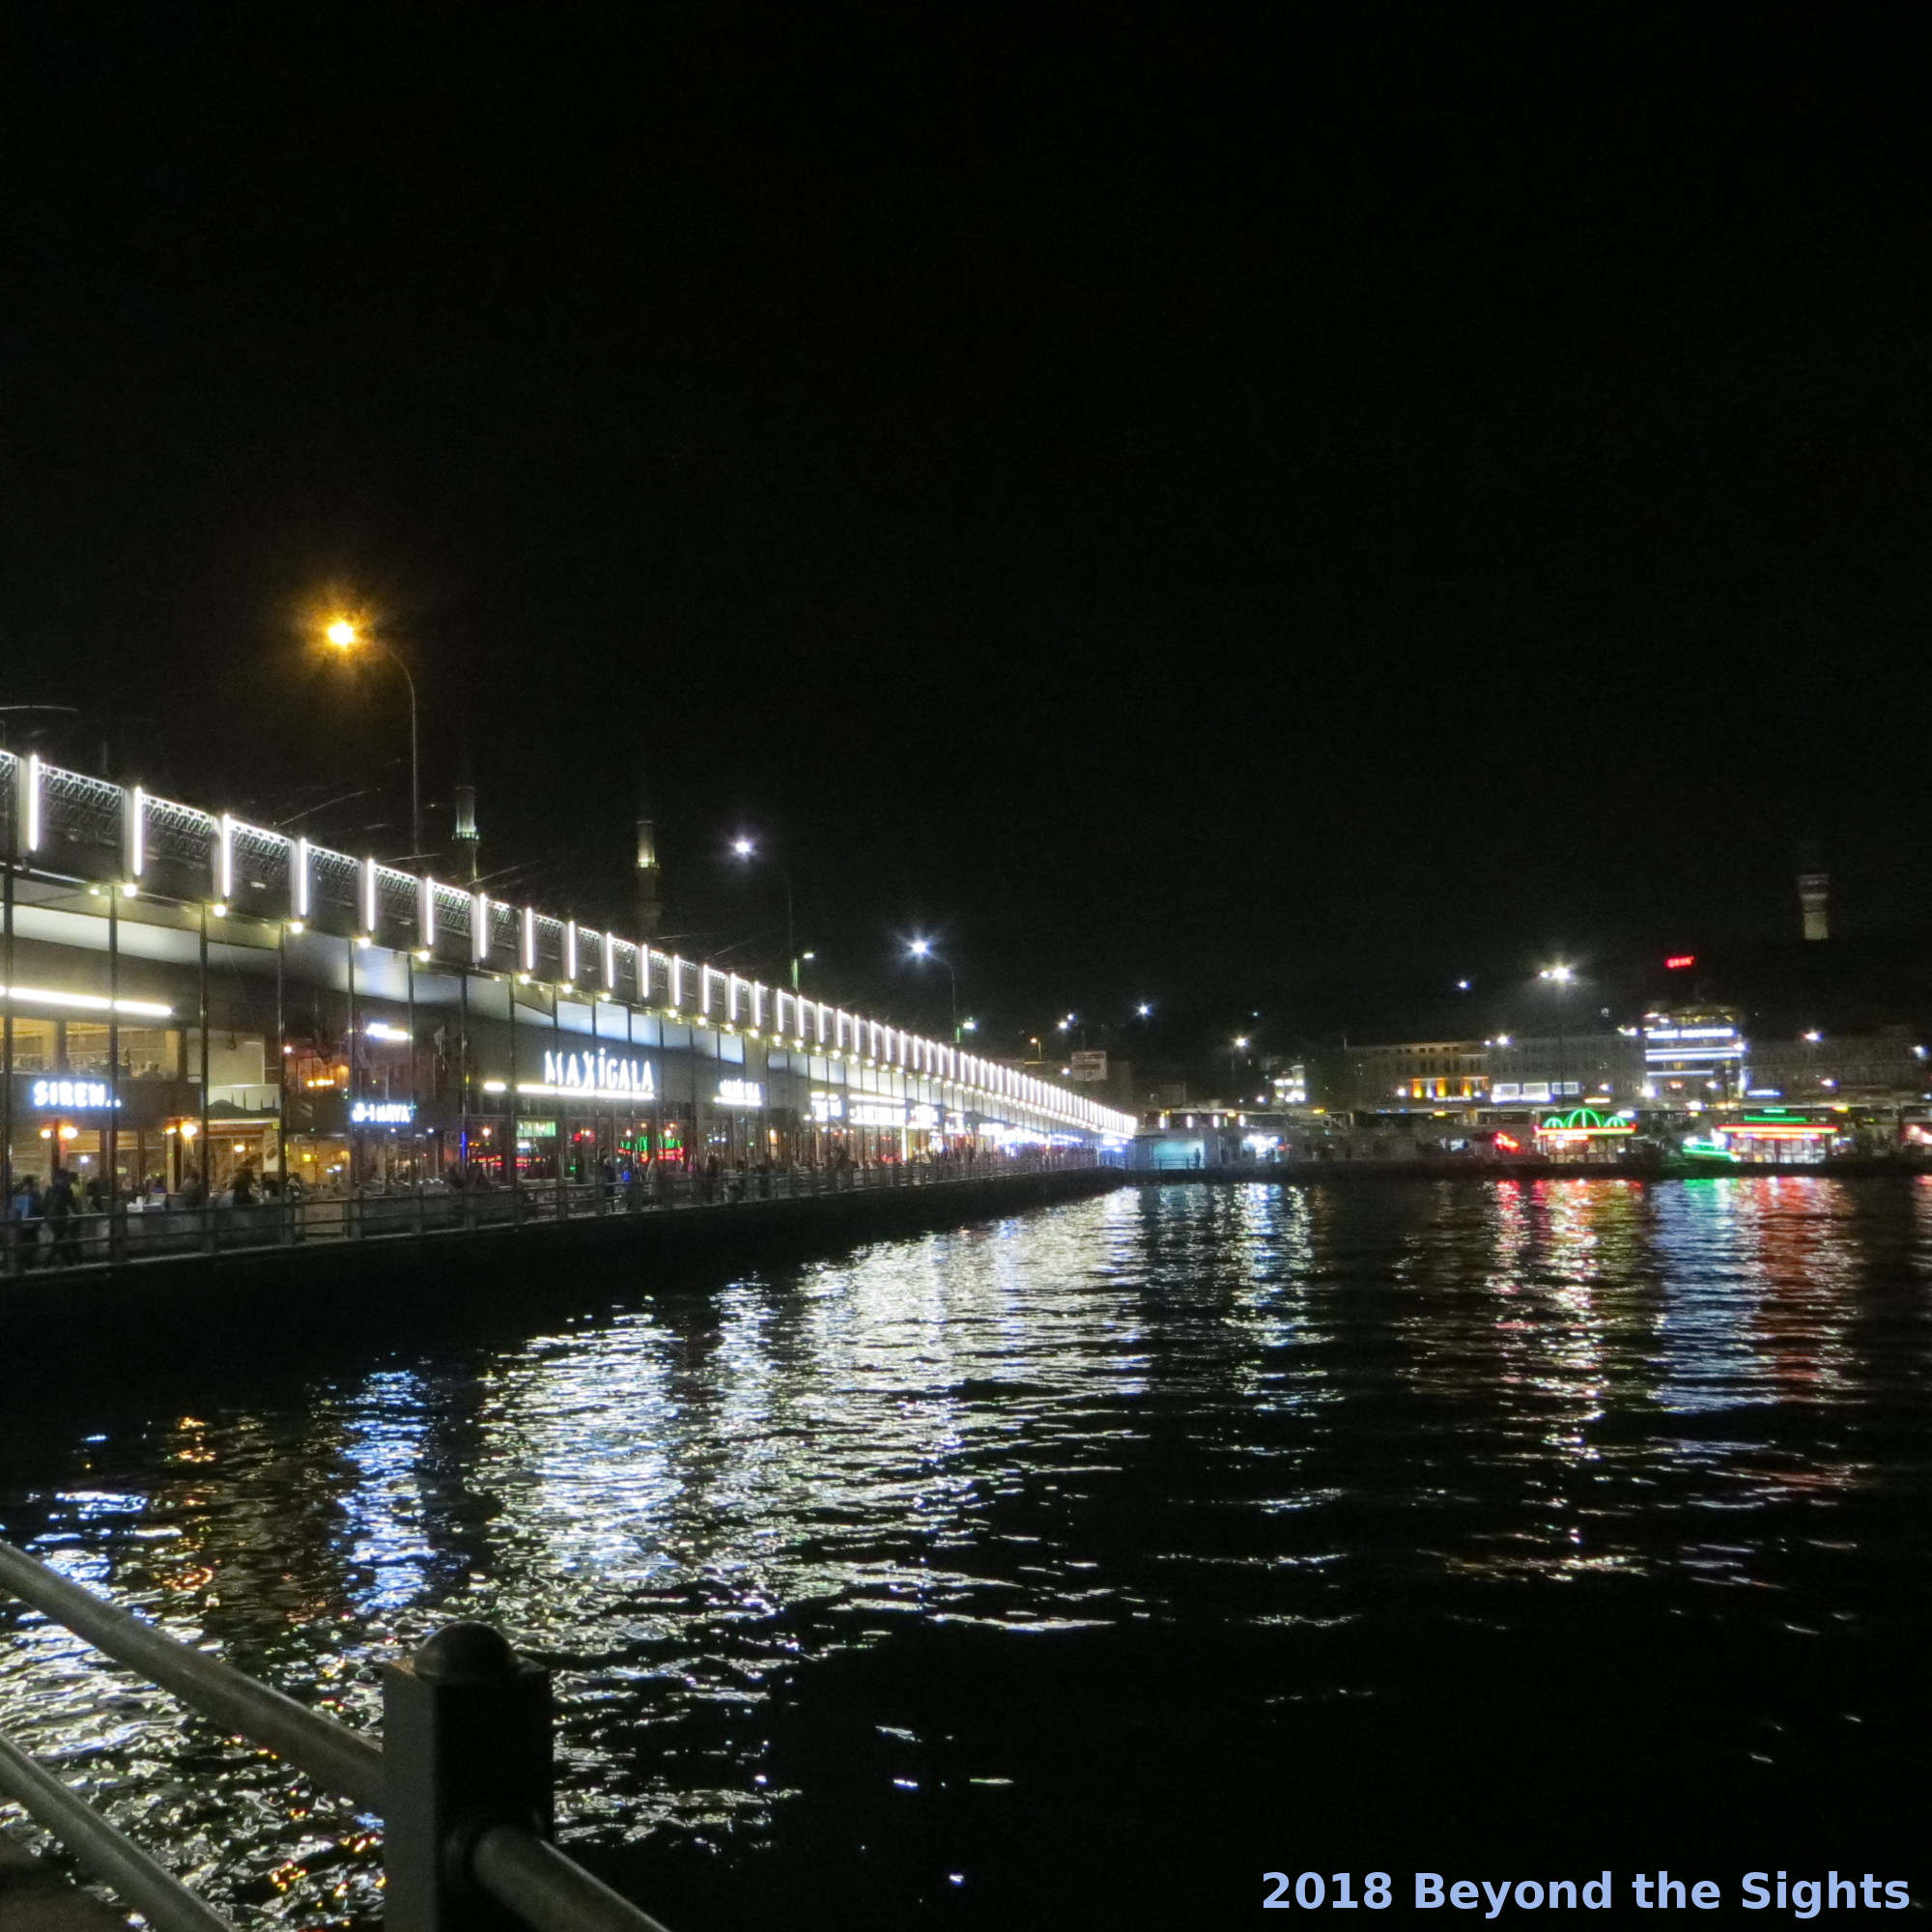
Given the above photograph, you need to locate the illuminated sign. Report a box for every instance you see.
[546,1049,653,1095]
[810,1091,844,1121]
[1665,954,1696,970]
[29,1078,121,1111]
[490,1050,661,1104]
[1680,1135,1738,1161]
[350,1099,415,1125]
[516,1118,557,1138]
[714,1079,763,1107]
[848,1101,905,1127]
[1536,1107,1637,1142]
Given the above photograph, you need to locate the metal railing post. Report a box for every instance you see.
[383,1624,553,1932]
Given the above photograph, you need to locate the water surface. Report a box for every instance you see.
[3,1177,1928,1926]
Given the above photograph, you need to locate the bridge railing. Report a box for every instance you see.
[0,1151,1107,1277]
[0,1537,675,1932]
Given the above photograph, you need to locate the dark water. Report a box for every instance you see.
[3,1178,1929,1928]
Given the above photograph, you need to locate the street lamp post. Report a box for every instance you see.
[908,938,959,1043]
[328,620,422,863]
[732,838,801,990]
[1230,1034,1250,1095]
[1539,964,1576,1097]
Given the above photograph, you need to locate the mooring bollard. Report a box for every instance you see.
[383,1622,554,1932]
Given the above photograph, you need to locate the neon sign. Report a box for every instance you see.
[351,1099,415,1125]
[714,1079,763,1107]
[29,1078,121,1111]
[1536,1106,1636,1142]
[1665,954,1695,970]
[528,1050,657,1101]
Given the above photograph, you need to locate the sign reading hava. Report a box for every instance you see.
[351,1099,415,1125]
[29,1078,121,1111]
[542,1049,656,1099]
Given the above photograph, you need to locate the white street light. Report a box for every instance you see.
[733,836,800,988]
[906,938,959,1042]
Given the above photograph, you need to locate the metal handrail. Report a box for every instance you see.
[475,1826,677,1932]
[0,1730,236,1932]
[0,1539,676,1931]
[2,1151,1108,1280]
[0,1539,384,1811]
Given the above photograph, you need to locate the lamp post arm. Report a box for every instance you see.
[374,640,422,864]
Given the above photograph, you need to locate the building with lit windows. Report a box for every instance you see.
[1317,1039,1489,1114]
[1743,1027,1929,1107]
[1,753,1134,1204]
[1639,1007,1747,1105]
[1486,1030,1646,1106]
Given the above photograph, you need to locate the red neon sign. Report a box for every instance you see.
[1665,954,1695,970]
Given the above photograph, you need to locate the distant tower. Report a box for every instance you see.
[636,774,663,941]
[453,782,480,883]
[1797,840,1830,942]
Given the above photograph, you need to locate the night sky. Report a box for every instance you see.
[5,10,1927,1060]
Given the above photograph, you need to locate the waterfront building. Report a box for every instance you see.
[1640,1005,1746,1104]
[1486,1029,1647,1106]
[0,753,1133,1200]
[1743,1026,1929,1107]
[1315,1039,1490,1114]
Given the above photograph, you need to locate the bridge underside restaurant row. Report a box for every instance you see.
[2,754,1132,1197]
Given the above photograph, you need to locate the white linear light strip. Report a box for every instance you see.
[522,906,536,972]
[564,921,578,982]
[2,983,174,1018]
[127,785,146,878]
[420,875,437,945]
[22,754,42,851]
[472,891,491,963]
[13,751,1136,1134]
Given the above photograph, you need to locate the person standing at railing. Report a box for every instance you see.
[43,1168,80,1268]
[8,1175,43,1270]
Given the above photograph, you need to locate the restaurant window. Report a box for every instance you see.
[8,1017,54,1072]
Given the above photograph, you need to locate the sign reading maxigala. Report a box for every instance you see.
[536,1050,657,1100]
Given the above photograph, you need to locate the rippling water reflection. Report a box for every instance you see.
[3,1178,1929,1926]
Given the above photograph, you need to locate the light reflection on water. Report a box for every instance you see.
[2,1178,1929,1925]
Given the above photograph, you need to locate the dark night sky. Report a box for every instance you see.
[4,8,1928,1058]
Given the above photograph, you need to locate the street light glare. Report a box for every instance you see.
[326,618,358,648]
[731,838,754,858]
[909,936,931,956]
[1136,1002,1152,1017]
